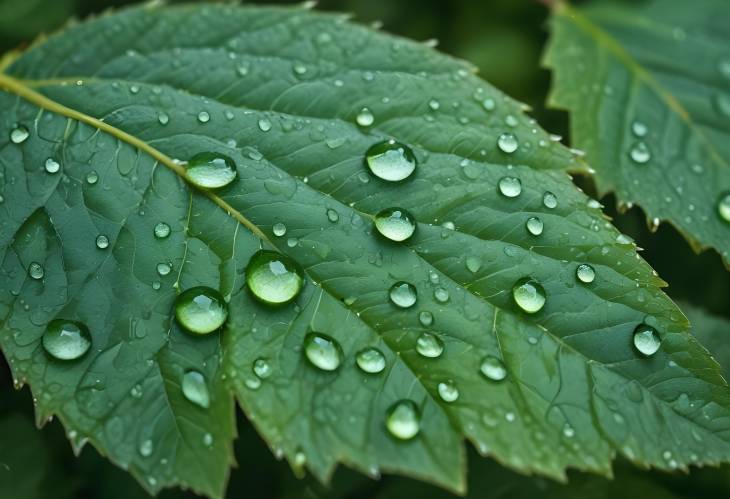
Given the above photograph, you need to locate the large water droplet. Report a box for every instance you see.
[304,333,342,371]
[44,158,60,174]
[386,400,420,440]
[245,250,304,305]
[42,320,92,361]
[28,262,44,280]
[416,332,444,358]
[512,278,546,314]
[498,176,522,198]
[576,263,595,283]
[437,381,459,402]
[272,222,287,237]
[374,207,416,242]
[258,118,272,132]
[356,107,374,127]
[633,324,661,356]
[525,217,543,236]
[389,281,417,308]
[480,355,507,381]
[174,286,228,335]
[182,370,210,408]
[364,140,417,182]
[629,142,651,164]
[185,152,237,189]
[356,347,386,374]
[497,132,519,153]
[717,192,730,223]
[10,125,29,144]
[153,222,170,239]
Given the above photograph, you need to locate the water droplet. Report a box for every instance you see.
[466,256,482,273]
[480,355,507,381]
[563,424,575,438]
[272,222,287,236]
[356,107,374,127]
[631,120,648,137]
[356,347,386,374]
[715,94,730,117]
[153,222,170,239]
[157,111,169,125]
[434,287,449,303]
[543,191,558,209]
[428,99,440,110]
[497,132,518,153]
[386,400,420,440]
[437,381,459,402]
[203,433,213,447]
[304,333,342,371]
[576,264,595,283]
[633,324,661,356]
[326,208,339,223]
[139,439,153,457]
[42,320,91,361]
[156,262,172,276]
[629,142,651,164]
[182,370,210,408]
[525,217,543,236]
[197,111,210,123]
[389,281,417,308]
[498,176,522,198]
[416,332,444,358]
[258,118,272,132]
[374,207,416,242]
[86,170,99,184]
[95,235,109,249]
[482,98,496,111]
[184,152,237,189]
[253,358,272,379]
[245,250,304,305]
[10,125,29,144]
[44,158,60,174]
[505,115,518,127]
[512,278,546,314]
[418,311,434,327]
[717,192,730,223]
[28,262,44,280]
[174,286,228,335]
[364,140,417,182]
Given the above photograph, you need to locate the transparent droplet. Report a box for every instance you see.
[203,433,213,447]
[174,286,228,335]
[28,262,44,280]
[482,98,496,111]
[466,256,482,273]
[153,222,170,239]
[717,192,730,223]
[253,358,272,379]
[374,207,416,242]
[631,120,648,137]
[156,262,172,276]
[497,132,519,153]
[498,176,522,198]
[434,287,449,303]
[418,311,434,327]
[416,332,444,358]
[512,277,546,314]
[304,333,342,371]
[95,235,109,249]
[139,439,153,457]
[389,281,417,308]
[245,250,304,305]
[386,400,420,440]
[356,347,386,374]
[184,152,237,189]
[480,355,507,381]
[525,217,543,236]
[44,158,60,174]
[197,111,210,123]
[42,320,92,361]
[543,191,558,209]
[10,125,29,144]
[182,370,210,408]
[428,99,440,110]
[364,140,417,182]
[258,118,272,132]
[86,170,99,184]
[633,324,661,356]
[629,142,651,164]
[356,107,374,127]
[272,222,287,236]
[437,381,459,403]
[576,263,595,283]
[326,208,339,223]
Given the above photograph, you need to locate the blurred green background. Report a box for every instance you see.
[1,0,728,498]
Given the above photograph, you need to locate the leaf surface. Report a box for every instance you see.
[1,3,730,497]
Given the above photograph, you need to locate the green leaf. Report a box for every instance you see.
[1,3,729,497]
[681,302,730,378]
[544,0,730,263]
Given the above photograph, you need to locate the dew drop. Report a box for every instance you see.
[497,132,518,153]
[576,263,595,283]
[543,191,558,209]
[253,358,272,379]
[197,111,210,123]
[153,222,170,239]
[633,324,661,356]
[184,152,237,189]
[182,370,210,408]
[86,170,99,184]
[10,125,29,144]
[258,118,272,132]
[498,176,522,198]
[418,311,434,327]
[512,278,546,314]
[174,286,228,335]
[428,99,440,110]
[44,158,60,174]
[364,140,417,182]
[466,256,482,273]
[717,192,730,223]
[525,217,543,236]
[374,207,416,242]
[139,439,153,457]
[326,208,339,223]
[631,120,648,137]
[433,287,449,303]
[437,381,459,402]
[629,142,651,164]
[245,250,304,305]
[156,262,172,276]
[42,320,91,361]
[272,222,287,237]
[28,262,44,280]
[304,333,342,371]
[389,281,417,308]
[356,347,386,374]
[480,355,507,381]
[356,107,374,127]
[157,112,169,125]
[416,332,444,358]
[95,235,109,249]
[386,400,420,440]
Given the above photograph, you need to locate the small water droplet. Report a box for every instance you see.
[576,263,595,283]
[28,262,44,280]
[563,424,575,438]
[246,250,304,305]
[158,112,169,125]
[543,191,558,209]
[86,170,99,184]
[326,208,339,223]
[95,235,109,249]
[356,107,374,127]
[253,358,272,379]
[428,99,440,110]
[182,370,210,408]
[633,324,661,356]
[184,152,237,189]
[153,222,170,239]
[203,433,213,447]
[258,118,272,132]
[197,111,210,123]
[386,400,420,440]
[10,125,29,144]
[498,176,522,198]
[356,347,386,374]
[629,142,651,164]
[365,140,417,182]
[44,158,60,174]
[174,286,228,335]
[42,320,91,360]
[374,207,416,242]
[416,332,444,358]
[480,355,507,381]
[437,381,459,402]
[482,98,496,111]
[717,192,730,223]
[389,281,417,309]
[512,278,546,314]
[139,439,153,457]
[418,311,434,327]
[497,132,519,153]
[466,256,482,273]
[272,222,287,236]
[156,262,172,276]
[525,217,543,236]
[631,120,648,137]
[434,287,449,303]
[504,115,518,127]
[304,333,342,371]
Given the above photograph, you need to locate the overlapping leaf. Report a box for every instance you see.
[1,4,730,498]
[544,0,730,262]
